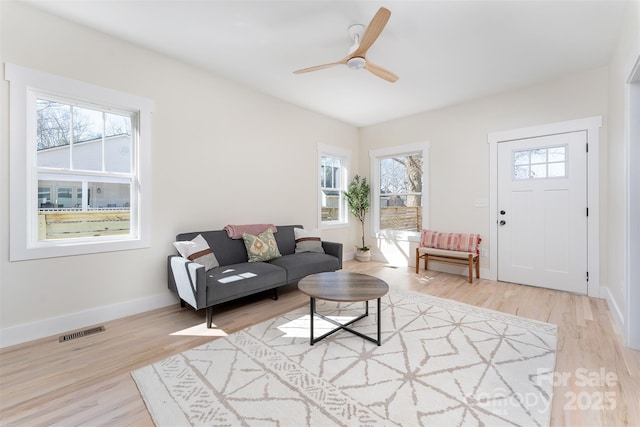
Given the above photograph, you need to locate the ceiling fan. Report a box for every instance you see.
[293,7,398,83]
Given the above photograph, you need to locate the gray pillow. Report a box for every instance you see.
[294,228,325,253]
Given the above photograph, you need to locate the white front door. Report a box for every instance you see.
[497,131,588,294]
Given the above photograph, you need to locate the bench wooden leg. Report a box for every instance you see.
[415,249,430,273]
[475,256,480,279]
[468,254,473,283]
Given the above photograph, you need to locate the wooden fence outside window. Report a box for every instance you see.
[38,210,130,240]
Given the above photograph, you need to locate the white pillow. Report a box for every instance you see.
[294,228,325,254]
[173,234,219,271]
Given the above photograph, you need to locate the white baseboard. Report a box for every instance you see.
[344,250,356,261]
[0,292,178,348]
[600,286,625,336]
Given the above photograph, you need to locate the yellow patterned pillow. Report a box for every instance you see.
[242,229,282,262]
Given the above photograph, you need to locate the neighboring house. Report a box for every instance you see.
[0,1,637,352]
[38,134,132,209]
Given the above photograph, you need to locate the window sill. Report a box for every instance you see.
[12,236,150,261]
[320,222,350,230]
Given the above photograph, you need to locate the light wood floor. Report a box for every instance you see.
[1,261,638,426]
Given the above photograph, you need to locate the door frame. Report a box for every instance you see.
[626,57,640,349]
[487,116,602,298]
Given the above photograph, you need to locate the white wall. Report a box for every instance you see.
[2,1,636,349]
[606,0,640,337]
[359,67,609,276]
[0,2,358,346]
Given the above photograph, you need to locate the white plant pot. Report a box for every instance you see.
[355,249,371,262]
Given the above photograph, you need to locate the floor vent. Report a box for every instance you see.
[59,325,105,342]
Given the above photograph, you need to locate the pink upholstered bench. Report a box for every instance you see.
[415,230,481,283]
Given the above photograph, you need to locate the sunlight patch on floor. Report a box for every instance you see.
[170,323,228,337]
[277,314,360,338]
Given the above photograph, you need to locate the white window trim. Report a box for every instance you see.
[317,143,350,229]
[369,142,430,242]
[5,63,153,261]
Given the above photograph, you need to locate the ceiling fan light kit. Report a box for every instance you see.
[347,57,366,70]
[293,7,398,83]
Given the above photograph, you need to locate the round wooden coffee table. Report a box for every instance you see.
[298,272,389,346]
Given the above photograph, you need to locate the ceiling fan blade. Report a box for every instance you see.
[351,7,391,58]
[364,61,399,83]
[293,59,347,74]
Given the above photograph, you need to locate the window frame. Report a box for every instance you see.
[317,144,350,229]
[6,63,153,261]
[369,142,430,241]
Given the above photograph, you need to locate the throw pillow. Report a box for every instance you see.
[173,234,219,271]
[243,229,282,262]
[294,228,325,253]
[420,229,482,254]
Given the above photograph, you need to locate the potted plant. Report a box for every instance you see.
[344,175,371,262]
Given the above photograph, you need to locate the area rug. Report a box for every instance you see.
[132,288,557,426]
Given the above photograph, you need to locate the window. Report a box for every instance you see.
[513,145,567,180]
[370,142,430,239]
[6,63,153,260]
[318,144,350,227]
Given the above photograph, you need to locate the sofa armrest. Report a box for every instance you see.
[322,241,343,269]
[168,255,207,309]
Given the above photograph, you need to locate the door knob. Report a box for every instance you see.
[500,210,506,215]
[499,220,506,226]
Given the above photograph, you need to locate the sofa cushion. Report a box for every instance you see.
[420,229,482,254]
[243,229,282,262]
[268,252,340,283]
[205,262,286,303]
[177,230,249,266]
[294,228,325,254]
[173,234,219,271]
[418,247,477,258]
[271,225,300,255]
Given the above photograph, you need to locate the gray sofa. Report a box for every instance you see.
[168,225,342,327]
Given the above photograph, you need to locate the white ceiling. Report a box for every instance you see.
[25,0,628,127]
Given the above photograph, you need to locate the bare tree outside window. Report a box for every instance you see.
[380,154,423,231]
[36,100,131,151]
[36,100,72,150]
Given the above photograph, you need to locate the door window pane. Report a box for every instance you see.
[548,146,566,162]
[530,164,547,179]
[513,145,567,180]
[531,148,547,163]
[548,163,566,178]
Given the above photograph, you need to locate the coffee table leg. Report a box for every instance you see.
[377,297,381,345]
[310,297,315,346]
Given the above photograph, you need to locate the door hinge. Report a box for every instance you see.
[586,207,589,216]
[586,143,589,152]
[586,271,589,282]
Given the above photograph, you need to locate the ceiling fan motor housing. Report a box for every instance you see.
[347,57,366,70]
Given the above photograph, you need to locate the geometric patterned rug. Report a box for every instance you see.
[131,288,557,426]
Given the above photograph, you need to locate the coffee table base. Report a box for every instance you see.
[309,297,382,346]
